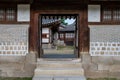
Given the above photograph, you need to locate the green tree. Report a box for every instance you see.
[61,18,68,25]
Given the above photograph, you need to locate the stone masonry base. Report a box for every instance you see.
[0,52,36,77]
[81,52,120,79]
[0,52,120,78]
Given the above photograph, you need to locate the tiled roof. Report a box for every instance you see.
[59,22,75,32]
[42,19,60,25]
[42,18,75,32]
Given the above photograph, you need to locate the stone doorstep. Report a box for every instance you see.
[37,60,81,64]
[37,61,82,66]
[34,68,84,76]
[37,58,81,63]
[33,76,86,80]
[37,62,82,68]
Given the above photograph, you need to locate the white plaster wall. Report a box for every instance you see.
[42,39,49,43]
[88,5,101,22]
[54,32,58,40]
[0,24,29,56]
[49,29,52,43]
[17,4,30,22]
[42,28,49,43]
[89,25,120,42]
[42,28,49,34]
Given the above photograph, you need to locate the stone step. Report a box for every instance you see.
[33,76,86,80]
[37,58,81,63]
[37,59,82,68]
[33,59,85,80]
[34,67,84,76]
[37,63,82,68]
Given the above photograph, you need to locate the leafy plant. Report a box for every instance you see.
[61,18,68,25]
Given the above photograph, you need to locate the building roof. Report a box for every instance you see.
[59,22,75,32]
[42,19,60,25]
[42,18,75,32]
[42,18,61,27]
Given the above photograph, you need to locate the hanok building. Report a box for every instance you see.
[59,22,75,46]
[42,18,60,48]
[0,0,120,79]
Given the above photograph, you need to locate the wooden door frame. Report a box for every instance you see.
[38,11,80,58]
[29,5,89,58]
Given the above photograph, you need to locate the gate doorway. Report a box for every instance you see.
[39,14,79,58]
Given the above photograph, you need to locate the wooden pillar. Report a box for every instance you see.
[29,7,39,57]
[79,4,89,52]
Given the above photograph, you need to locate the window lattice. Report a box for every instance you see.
[60,33,64,38]
[103,9,112,21]
[102,7,120,22]
[0,7,16,22]
[113,9,120,21]
[65,33,74,38]
[6,8,16,21]
[0,9,4,21]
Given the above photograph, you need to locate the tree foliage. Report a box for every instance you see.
[61,18,68,25]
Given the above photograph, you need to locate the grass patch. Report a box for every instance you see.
[87,78,118,80]
[0,77,32,80]
[57,46,74,50]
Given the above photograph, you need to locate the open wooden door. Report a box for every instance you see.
[39,15,43,57]
[74,15,79,57]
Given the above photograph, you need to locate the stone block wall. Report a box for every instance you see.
[0,53,36,77]
[82,25,120,78]
[89,25,120,56]
[0,24,36,77]
[0,24,29,56]
[90,42,120,56]
[82,54,120,78]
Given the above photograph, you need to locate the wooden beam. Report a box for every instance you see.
[34,0,91,4]
[30,0,33,4]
